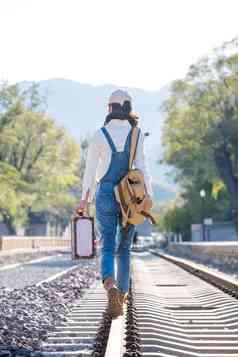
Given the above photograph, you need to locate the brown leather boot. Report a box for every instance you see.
[115,291,127,317]
[118,292,128,304]
[103,277,123,319]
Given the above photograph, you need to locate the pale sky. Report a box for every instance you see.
[0,0,237,90]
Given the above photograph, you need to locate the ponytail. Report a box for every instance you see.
[122,100,132,116]
[104,101,139,127]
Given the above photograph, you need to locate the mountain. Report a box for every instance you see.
[31,78,176,201]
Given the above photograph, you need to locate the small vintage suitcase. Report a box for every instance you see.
[71,213,95,259]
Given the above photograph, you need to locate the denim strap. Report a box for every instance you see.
[101,127,117,153]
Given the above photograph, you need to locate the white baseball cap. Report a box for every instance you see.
[108,90,132,105]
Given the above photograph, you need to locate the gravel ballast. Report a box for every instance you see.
[0,249,70,267]
[0,253,79,289]
[0,258,100,356]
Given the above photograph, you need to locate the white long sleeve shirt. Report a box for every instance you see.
[82,119,153,202]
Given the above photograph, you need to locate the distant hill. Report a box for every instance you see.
[25,79,177,201]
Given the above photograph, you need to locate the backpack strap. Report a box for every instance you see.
[141,210,156,225]
[101,127,117,153]
[129,127,140,169]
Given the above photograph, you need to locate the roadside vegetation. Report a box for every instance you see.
[159,37,238,239]
[0,82,87,234]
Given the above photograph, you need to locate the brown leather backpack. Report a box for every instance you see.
[114,127,156,230]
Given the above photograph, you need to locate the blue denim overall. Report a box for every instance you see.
[95,126,135,293]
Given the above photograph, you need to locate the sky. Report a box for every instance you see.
[0,0,237,90]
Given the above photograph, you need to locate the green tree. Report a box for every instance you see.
[0,82,80,234]
[162,37,238,228]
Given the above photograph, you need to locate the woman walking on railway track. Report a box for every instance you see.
[77,90,153,318]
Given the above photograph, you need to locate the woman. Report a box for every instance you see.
[77,90,153,318]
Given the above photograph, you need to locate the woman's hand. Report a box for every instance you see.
[75,200,88,215]
[75,190,90,215]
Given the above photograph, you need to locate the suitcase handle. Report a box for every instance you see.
[76,210,84,217]
[75,203,90,218]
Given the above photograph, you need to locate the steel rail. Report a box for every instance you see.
[152,250,238,298]
[132,251,238,356]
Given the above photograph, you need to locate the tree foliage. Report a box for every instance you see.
[0,82,80,233]
[162,37,238,229]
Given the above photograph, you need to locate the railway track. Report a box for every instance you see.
[133,251,238,357]
[36,279,140,357]
[35,251,238,357]
[37,280,107,356]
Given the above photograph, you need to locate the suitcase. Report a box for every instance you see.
[71,214,95,259]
